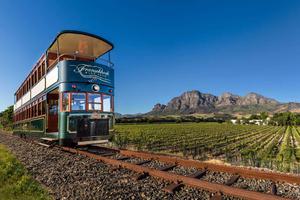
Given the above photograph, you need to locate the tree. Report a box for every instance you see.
[270,112,300,126]
[249,114,259,120]
[260,112,268,120]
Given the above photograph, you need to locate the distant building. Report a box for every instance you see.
[230,119,238,125]
[231,118,270,125]
[249,119,263,125]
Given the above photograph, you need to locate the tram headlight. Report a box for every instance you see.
[92,84,100,92]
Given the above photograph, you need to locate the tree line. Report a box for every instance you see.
[270,112,300,126]
[115,114,233,124]
[0,106,13,131]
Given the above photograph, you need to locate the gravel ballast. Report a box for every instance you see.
[1,132,299,200]
[0,132,230,200]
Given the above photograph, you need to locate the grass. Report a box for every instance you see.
[0,144,51,200]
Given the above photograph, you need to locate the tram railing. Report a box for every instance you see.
[47,53,114,71]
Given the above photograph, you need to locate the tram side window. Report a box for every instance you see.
[42,101,46,114]
[103,94,111,112]
[49,99,58,115]
[62,93,70,111]
[88,93,101,110]
[38,102,42,115]
[71,93,86,111]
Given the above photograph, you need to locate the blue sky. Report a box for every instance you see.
[0,0,300,114]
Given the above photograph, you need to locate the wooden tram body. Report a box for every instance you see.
[13,30,114,146]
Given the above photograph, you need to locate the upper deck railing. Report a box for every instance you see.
[47,53,114,71]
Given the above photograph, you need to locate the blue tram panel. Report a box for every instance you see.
[59,60,114,89]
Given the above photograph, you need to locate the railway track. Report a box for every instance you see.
[3,132,300,199]
[60,145,300,200]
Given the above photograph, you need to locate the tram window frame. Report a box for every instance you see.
[38,102,42,116]
[30,75,33,87]
[35,103,39,117]
[38,66,41,81]
[60,92,113,112]
[33,71,35,85]
[42,100,46,115]
[61,92,70,112]
[33,104,36,117]
[31,74,34,87]
[87,93,102,111]
[71,92,86,111]
[35,70,38,84]
[102,94,113,112]
[41,63,45,77]
[34,70,37,85]
[32,104,35,117]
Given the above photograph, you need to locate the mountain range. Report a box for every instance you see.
[148,90,300,115]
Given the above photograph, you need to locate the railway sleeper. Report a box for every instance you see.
[133,172,149,180]
[158,164,177,171]
[188,169,207,179]
[163,182,184,194]
[61,147,293,200]
[270,182,277,195]
[225,174,240,186]
[100,152,116,157]
[116,156,131,161]
[135,160,151,165]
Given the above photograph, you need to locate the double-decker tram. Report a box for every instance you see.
[13,30,114,146]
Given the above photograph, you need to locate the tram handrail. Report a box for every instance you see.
[47,53,114,71]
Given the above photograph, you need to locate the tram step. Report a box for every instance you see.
[41,137,58,141]
[78,140,109,146]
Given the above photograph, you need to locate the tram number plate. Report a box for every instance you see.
[91,112,101,119]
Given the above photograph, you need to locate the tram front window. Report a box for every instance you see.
[88,93,101,110]
[71,93,86,111]
[103,94,111,112]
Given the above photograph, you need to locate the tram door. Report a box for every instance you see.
[47,93,59,132]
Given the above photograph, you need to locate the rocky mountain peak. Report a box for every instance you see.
[242,92,278,105]
[152,103,166,112]
[149,90,287,115]
[217,92,240,106]
[153,90,218,114]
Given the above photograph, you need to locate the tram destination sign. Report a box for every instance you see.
[61,60,114,87]
[73,64,111,84]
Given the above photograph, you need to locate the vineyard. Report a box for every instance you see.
[114,123,300,173]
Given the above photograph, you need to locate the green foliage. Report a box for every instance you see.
[260,112,269,120]
[112,132,129,148]
[249,114,259,120]
[0,145,50,200]
[248,112,268,120]
[114,123,300,173]
[115,114,231,124]
[271,112,300,126]
[0,106,14,131]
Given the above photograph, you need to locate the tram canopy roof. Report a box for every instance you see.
[47,30,113,59]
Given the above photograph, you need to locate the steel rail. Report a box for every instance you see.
[62,147,289,200]
[119,149,300,185]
